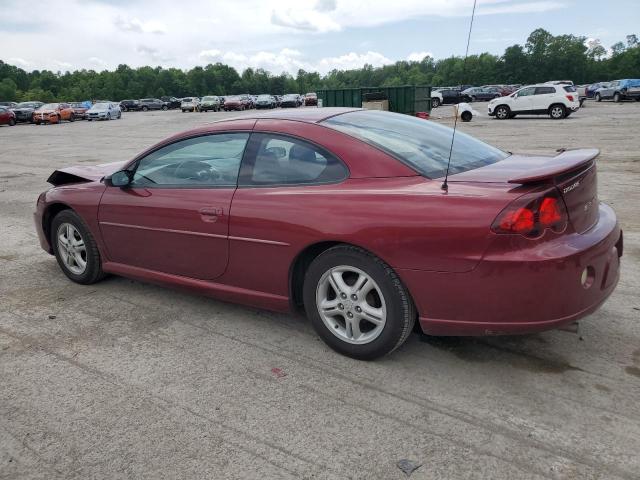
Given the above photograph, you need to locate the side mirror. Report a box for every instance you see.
[108,170,132,187]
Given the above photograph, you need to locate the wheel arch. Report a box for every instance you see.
[288,240,414,313]
[42,202,74,250]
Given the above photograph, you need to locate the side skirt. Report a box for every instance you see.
[102,261,291,313]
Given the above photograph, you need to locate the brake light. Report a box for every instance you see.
[566,95,574,101]
[492,189,568,238]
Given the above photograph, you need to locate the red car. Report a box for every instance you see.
[0,106,16,126]
[34,108,622,360]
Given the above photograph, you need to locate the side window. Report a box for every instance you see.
[242,134,348,186]
[535,87,556,95]
[132,133,249,187]
[517,87,535,97]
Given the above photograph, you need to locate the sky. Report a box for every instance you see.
[1,0,638,75]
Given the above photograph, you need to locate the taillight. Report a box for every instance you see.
[492,188,568,238]
[566,95,574,101]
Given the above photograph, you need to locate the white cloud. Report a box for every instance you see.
[270,9,340,32]
[113,15,166,34]
[8,57,32,68]
[407,51,433,62]
[198,48,391,75]
[0,0,574,75]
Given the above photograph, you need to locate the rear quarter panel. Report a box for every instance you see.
[223,177,520,298]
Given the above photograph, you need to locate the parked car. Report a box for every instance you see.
[594,79,640,102]
[87,102,122,121]
[255,94,276,109]
[181,97,201,112]
[280,94,300,108]
[274,95,282,107]
[120,99,141,112]
[222,96,245,111]
[462,87,503,102]
[9,101,43,123]
[240,95,254,109]
[200,96,221,112]
[139,98,167,111]
[69,102,89,120]
[304,93,318,106]
[430,90,444,108]
[0,106,16,126]
[33,103,75,124]
[35,108,621,360]
[0,101,17,108]
[435,88,472,105]
[488,84,580,120]
[586,82,611,99]
[160,96,181,109]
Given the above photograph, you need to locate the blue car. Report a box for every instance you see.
[586,82,611,98]
[595,79,640,102]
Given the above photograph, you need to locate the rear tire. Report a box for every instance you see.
[495,105,510,120]
[549,104,566,119]
[460,111,472,122]
[431,98,441,108]
[9,118,15,126]
[595,93,602,102]
[613,92,621,103]
[142,106,149,112]
[162,105,168,111]
[303,245,415,360]
[51,210,106,285]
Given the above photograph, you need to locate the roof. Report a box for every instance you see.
[218,107,361,124]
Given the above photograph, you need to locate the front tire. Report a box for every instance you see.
[595,93,602,102]
[9,118,15,126]
[495,105,510,120]
[303,245,415,360]
[162,105,168,111]
[142,106,149,112]
[51,210,105,285]
[613,92,621,103]
[431,98,441,108]
[549,104,566,119]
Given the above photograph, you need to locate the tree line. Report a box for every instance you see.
[0,29,638,103]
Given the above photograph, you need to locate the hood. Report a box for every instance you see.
[447,149,599,184]
[47,161,129,186]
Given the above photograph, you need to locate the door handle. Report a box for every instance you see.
[199,207,223,222]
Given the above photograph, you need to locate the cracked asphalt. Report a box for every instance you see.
[1,102,639,479]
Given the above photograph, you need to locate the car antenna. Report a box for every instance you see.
[442,0,478,192]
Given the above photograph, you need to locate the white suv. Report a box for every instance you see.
[488,84,580,120]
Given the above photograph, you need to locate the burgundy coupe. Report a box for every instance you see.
[34,108,622,359]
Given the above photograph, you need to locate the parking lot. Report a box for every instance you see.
[1,102,639,479]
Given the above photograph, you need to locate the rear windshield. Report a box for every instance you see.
[322,110,509,178]
[563,85,577,92]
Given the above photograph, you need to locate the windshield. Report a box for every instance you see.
[93,103,110,108]
[40,103,59,109]
[257,95,271,100]
[202,96,216,101]
[16,102,40,108]
[182,98,194,102]
[322,110,509,178]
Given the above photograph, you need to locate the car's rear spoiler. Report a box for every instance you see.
[508,148,599,184]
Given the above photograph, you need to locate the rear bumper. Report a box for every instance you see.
[399,203,622,336]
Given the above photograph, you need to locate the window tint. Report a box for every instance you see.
[563,85,577,92]
[323,110,509,178]
[243,134,347,186]
[517,87,535,97]
[132,133,249,187]
[535,87,556,95]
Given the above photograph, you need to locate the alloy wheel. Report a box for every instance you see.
[56,223,87,275]
[316,265,387,345]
